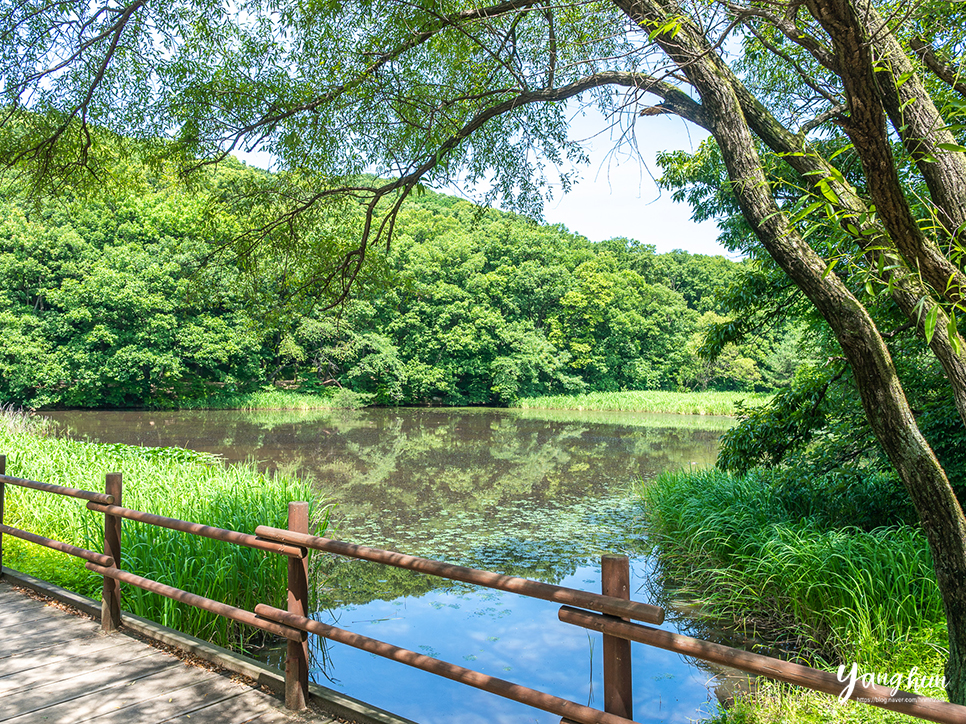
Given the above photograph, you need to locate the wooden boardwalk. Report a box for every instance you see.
[0,581,343,724]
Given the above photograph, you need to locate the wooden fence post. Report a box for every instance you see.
[102,472,122,632]
[602,554,633,719]
[0,455,5,578]
[285,501,310,710]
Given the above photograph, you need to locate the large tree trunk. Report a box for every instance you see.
[614,0,966,703]
[725,69,966,434]
[804,0,966,308]
[859,0,966,251]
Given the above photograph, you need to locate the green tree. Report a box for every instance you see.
[6,0,966,699]
[676,312,765,391]
[0,168,268,407]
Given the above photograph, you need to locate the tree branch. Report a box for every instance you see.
[911,37,966,99]
[721,0,838,71]
[5,0,147,173]
[222,69,707,310]
[798,103,847,134]
[181,0,544,172]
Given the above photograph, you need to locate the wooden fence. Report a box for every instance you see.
[2,454,966,724]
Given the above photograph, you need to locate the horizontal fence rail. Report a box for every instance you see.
[558,607,966,724]
[255,603,635,724]
[86,501,306,558]
[255,526,666,625]
[1,473,114,504]
[0,523,114,567]
[6,454,966,724]
[86,562,305,642]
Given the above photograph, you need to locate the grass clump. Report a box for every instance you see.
[1,407,322,651]
[703,648,949,724]
[643,467,950,721]
[173,386,371,410]
[513,390,771,416]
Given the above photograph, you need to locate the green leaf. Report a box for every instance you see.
[792,200,824,223]
[829,144,854,161]
[948,310,960,354]
[817,180,838,204]
[925,304,940,343]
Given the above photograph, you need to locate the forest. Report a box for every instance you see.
[0,160,801,409]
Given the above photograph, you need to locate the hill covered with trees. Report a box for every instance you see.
[0,161,802,409]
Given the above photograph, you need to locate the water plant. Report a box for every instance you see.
[513,390,772,416]
[1,407,323,651]
[643,468,944,664]
[643,467,950,720]
[173,386,371,410]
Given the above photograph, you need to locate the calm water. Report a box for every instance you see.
[47,407,734,723]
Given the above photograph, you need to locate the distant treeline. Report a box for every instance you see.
[0,161,807,408]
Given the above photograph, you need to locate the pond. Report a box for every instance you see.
[47,406,735,724]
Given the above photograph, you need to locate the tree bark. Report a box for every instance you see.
[859,0,966,247]
[804,0,966,307]
[615,0,966,703]
[727,73,966,434]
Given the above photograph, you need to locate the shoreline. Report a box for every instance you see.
[23,388,774,417]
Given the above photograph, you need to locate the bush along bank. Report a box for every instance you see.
[643,467,950,723]
[1,408,322,652]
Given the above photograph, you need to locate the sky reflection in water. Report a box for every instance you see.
[47,407,733,723]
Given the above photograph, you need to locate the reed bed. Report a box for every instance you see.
[644,468,945,664]
[512,390,771,416]
[644,468,950,721]
[175,387,369,410]
[644,470,945,661]
[1,408,321,651]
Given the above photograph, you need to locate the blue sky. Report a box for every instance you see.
[536,105,728,257]
[236,104,730,258]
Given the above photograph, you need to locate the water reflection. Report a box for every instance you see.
[315,564,719,724]
[46,407,731,723]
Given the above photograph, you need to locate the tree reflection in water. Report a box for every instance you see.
[47,407,731,723]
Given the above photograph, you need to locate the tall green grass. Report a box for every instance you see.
[644,468,950,720]
[644,469,944,663]
[174,386,370,410]
[513,390,771,416]
[1,407,323,651]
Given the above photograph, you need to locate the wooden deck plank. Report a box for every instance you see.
[157,684,346,724]
[0,609,89,639]
[0,630,100,660]
[0,641,168,697]
[0,618,101,649]
[0,637,130,682]
[0,652,180,720]
[80,676,254,724]
[0,581,362,724]
[156,689,278,724]
[0,590,44,610]
[0,623,101,658]
[1,661,226,724]
[0,605,62,629]
[0,613,88,645]
[0,585,33,601]
[245,710,333,724]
